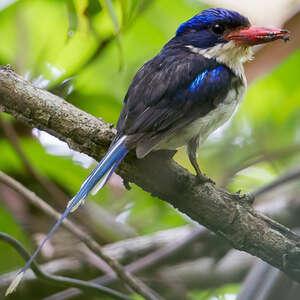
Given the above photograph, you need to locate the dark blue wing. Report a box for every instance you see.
[116,45,236,157]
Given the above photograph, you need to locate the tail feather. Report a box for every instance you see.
[91,148,127,195]
[8,136,129,294]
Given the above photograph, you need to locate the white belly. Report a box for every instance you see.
[155,84,246,150]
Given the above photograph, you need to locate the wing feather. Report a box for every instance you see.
[116,45,235,156]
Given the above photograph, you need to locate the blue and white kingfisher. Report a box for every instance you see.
[6,7,289,294]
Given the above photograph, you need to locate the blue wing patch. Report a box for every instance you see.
[189,66,226,93]
[189,70,209,92]
[172,65,230,104]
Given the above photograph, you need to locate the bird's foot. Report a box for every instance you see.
[233,190,255,205]
[196,173,215,184]
[123,178,131,190]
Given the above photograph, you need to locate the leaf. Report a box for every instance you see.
[99,0,120,33]
[118,0,129,28]
[73,0,90,33]
[0,205,29,273]
[0,138,90,194]
[66,0,78,35]
[98,0,124,70]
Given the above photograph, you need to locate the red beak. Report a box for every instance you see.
[225,26,290,45]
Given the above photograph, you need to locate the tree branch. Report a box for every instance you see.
[253,167,300,198]
[1,66,300,284]
[0,170,162,300]
[44,251,254,300]
[0,115,69,204]
[0,258,81,287]
[0,233,133,300]
[4,189,300,299]
[44,189,300,300]
[219,144,300,188]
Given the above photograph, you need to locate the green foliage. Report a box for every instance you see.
[188,283,240,299]
[0,0,207,276]
[0,138,90,193]
[0,205,29,273]
[0,0,298,298]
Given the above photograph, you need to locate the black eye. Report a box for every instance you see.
[212,23,225,35]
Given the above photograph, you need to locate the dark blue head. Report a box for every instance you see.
[175,8,250,49]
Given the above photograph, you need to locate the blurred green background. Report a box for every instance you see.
[0,0,299,299]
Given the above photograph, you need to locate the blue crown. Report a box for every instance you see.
[176,8,250,35]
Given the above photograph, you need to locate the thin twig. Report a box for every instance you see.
[220,144,300,188]
[44,189,300,300]
[44,226,209,300]
[0,258,81,286]
[0,171,162,300]
[49,0,154,89]
[253,167,300,198]
[0,115,137,242]
[0,115,68,203]
[44,166,300,299]
[0,232,133,300]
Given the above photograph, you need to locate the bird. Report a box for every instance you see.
[6,7,289,295]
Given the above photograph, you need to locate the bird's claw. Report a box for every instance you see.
[233,191,255,205]
[196,173,215,184]
[123,178,131,190]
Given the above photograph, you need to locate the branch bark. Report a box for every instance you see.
[1,66,300,284]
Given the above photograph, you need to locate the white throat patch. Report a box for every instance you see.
[187,41,253,79]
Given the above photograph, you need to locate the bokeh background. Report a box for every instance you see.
[0,0,300,299]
